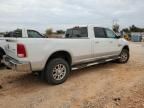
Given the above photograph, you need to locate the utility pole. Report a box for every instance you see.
[112,19,120,33]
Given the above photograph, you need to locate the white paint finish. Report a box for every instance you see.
[93,38,112,57]
[4,26,129,71]
[15,38,92,70]
[106,38,122,55]
[0,38,7,50]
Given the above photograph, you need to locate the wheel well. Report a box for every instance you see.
[46,51,72,66]
[0,47,5,57]
[123,45,129,52]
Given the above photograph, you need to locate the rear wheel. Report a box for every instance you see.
[0,58,2,65]
[117,49,129,63]
[44,58,70,85]
[0,53,3,66]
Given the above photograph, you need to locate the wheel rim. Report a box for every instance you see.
[52,64,66,81]
[120,51,128,62]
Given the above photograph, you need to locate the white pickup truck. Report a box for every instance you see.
[3,26,130,85]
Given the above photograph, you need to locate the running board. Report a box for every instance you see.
[72,56,120,70]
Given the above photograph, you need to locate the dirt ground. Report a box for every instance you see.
[0,42,144,108]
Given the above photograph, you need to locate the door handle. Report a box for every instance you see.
[109,41,113,43]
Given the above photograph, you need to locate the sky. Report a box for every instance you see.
[0,0,144,33]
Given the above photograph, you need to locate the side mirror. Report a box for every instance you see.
[116,35,121,39]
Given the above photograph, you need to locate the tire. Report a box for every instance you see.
[44,58,70,85]
[0,50,5,66]
[0,58,2,66]
[117,49,129,63]
[0,53,3,66]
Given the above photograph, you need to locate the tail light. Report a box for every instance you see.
[17,43,27,58]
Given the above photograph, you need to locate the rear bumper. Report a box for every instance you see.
[3,56,32,73]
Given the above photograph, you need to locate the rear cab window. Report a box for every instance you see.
[4,29,22,38]
[4,29,44,38]
[65,27,88,38]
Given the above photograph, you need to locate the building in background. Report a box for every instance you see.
[131,32,144,42]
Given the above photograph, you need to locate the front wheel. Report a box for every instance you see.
[117,49,129,63]
[44,58,70,85]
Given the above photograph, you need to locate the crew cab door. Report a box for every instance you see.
[93,27,111,59]
[65,27,92,64]
[104,28,121,56]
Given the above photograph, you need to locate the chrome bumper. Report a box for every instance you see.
[3,56,32,73]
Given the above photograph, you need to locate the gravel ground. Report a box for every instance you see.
[0,42,144,108]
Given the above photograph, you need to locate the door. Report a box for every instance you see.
[104,28,121,56]
[65,27,92,64]
[93,27,111,59]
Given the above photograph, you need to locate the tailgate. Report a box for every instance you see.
[5,38,18,59]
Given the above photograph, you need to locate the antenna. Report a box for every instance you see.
[112,19,120,33]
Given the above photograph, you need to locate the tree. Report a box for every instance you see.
[121,25,144,33]
[45,28,53,36]
[129,25,137,32]
[129,25,144,32]
[122,28,130,33]
[56,30,65,34]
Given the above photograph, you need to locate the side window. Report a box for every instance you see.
[94,27,106,38]
[105,29,116,38]
[65,29,73,38]
[4,32,13,37]
[72,29,81,38]
[80,27,88,37]
[27,30,43,38]
[13,29,22,37]
[65,27,88,38]
[4,29,22,38]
